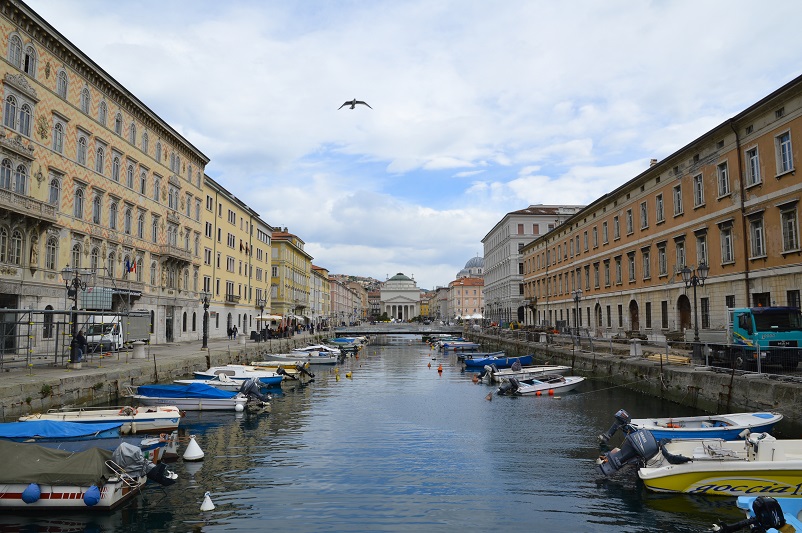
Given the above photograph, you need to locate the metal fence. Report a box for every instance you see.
[0,309,143,370]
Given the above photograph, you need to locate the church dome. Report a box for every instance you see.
[465,256,484,269]
[388,272,413,282]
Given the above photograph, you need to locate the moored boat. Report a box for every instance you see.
[713,496,802,532]
[598,409,784,443]
[192,364,284,387]
[267,352,338,365]
[0,440,177,511]
[18,405,181,434]
[597,430,802,497]
[463,354,533,369]
[496,374,585,396]
[124,383,249,411]
[479,364,572,384]
[441,341,481,351]
[293,344,342,356]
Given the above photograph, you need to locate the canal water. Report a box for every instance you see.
[2,339,788,532]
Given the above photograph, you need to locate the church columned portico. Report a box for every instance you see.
[380,273,421,322]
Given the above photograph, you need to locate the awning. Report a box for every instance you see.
[256,315,282,321]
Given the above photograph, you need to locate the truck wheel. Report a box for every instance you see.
[733,355,754,371]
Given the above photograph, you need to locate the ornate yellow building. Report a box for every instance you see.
[270,228,312,326]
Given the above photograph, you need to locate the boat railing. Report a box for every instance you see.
[104,459,139,488]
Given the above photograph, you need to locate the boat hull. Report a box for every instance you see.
[18,406,181,434]
[0,477,146,511]
[488,365,572,383]
[639,465,802,496]
[131,395,246,411]
[628,412,783,441]
[464,355,533,369]
[515,376,585,395]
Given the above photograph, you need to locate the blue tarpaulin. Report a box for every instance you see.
[0,420,123,439]
[136,383,237,399]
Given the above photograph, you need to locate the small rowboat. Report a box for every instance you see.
[497,374,585,396]
[18,405,181,434]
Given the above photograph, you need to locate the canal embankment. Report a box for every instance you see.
[0,334,324,421]
[466,331,802,425]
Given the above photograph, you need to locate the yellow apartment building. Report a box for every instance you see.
[523,74,802,342]
[0,1,209,346]
[202,176,273,339]
[311,264,331,330]
[271,228,312,328]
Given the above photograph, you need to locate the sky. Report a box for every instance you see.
[26,0,802,290]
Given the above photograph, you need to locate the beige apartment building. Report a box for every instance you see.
[522,74,802,341]
[201,176,273,339]
[0,1,211,347]
[271,228,312,328]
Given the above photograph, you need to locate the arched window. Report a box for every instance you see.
[193,270,198,292]
[0,228,7,262]
[124,207,132,234]
[95,146,104,174]
[140,170,147,194]
[136,256,143,282]
[57,70,68,98]
[194,235,199,256]
[129,122,136,144]
[0,159,10,189]
[182,312,187,332]
[19,103,30,136]
[142,132,149,153]
[90,247,99,272]
[183,268,189,290]
[77,136,87,165]
[48,179,60,206]
[155,141,162,162]
[109,202,118,230]
[4,95,17,128]
[107,252,115,278]
[45,237,57,270]
[192,312,196,332]
[44,305,54,339]
[126,164,134,188]
[137,213,145,238]
[73,188,84,219]
[153,176,160,202]
[13,164,26,194]
[23,45,36,76]
[52,122,64,153]
[98,100,107,125]
[150,261,157,286]
[170,152,175,172]
[114,113,122,135]
[71,243,81,268]
[188,164,193,182]
[92,196,101,224]
[8,35,21,67]
[80,87,90,114]
[9,230,22,265]
[112,156,120,182]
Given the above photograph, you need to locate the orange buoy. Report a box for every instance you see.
[548,389,555,396]
[427,362,431,368]
[536,390,541,396]
[472,374,479,383]
[437,364,443,372]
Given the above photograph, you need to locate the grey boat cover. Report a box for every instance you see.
[0,439,113,486]
[112,441,155,477]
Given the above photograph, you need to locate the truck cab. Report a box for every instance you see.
[716,307,802,370]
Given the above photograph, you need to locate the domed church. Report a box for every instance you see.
[380,273,421,321]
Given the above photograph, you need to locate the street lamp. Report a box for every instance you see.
[572,289,583,337]
[681,263,709,343]
[61,267,95,363]
[199,290,211,349]
[257,297,266,343]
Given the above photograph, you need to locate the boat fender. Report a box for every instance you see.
[83,485,101,506]
[21,483,40,504]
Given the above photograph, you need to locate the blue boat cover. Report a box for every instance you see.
[0,420,123,439]
[137,382,237,399]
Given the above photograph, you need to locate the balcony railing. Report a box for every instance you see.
[0,188,57,222]
[159,244,192,262]
[225,293,241,304]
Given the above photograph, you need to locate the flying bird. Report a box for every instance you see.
[338,99,372,110]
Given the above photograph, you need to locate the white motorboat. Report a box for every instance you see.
[18,405,182,434]
[293,344,342,356]
[193,365,284,387]
[479,364,572,384]
[267,352,338,365]
[496,374,586,396]
[174,373,243,392]
[124,383,249,411]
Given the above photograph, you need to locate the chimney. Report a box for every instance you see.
[649,158,658,167]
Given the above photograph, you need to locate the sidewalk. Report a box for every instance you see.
[0,333,319,422]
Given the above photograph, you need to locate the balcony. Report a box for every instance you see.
[225,293,241,304]
[0,187,57,223]
[160,244,192,263]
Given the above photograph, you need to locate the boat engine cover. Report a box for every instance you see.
[597,429,659,477]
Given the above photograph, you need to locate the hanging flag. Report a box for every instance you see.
[131,260,137,273]
[124,258,130,273]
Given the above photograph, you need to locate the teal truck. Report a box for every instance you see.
[706,307,802,370]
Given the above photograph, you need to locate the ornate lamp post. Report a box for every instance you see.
[257,297,266,343]
[199,290,211,348]
[61,267,95,363]
[572,289,583,335]
[681,263,709,343]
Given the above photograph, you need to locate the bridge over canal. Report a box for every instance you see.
[333,324,463,337]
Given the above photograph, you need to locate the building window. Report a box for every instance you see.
[776,131,793,174]
[720,225,734,263]
[9,229,22,265]
[80,87,90,114]
[7,35,21,67]
[655,193,664,222]
[140,171,147,195]
[45,237,57,270]
[749,216,765,257]
[693,174,704,207]
[613,216,620,239]
[77,136,87,166]
[642,249,651,279]
[109,202,118,230]
[137,213,145,238]
[594,262,600,289]
[661,300,668,329]
[142,132,149,154]
[98,100,107,125]
[126,165,134,189]
[583,231,588,251]
[696,234,707,266]
[129,122,136,144]
[95,146,105,174]
[114,113,122,135]
[71,243,81,268]
[0,159,10,190]
[57,70,68,98]
[676,240,686,268]
[592,227,598,248]
[107,252,115,278]
[657,244,667,276]
[614,257,622,284]
[92,195,101,224]
[626,209,633,234]
[22,44,36,76]
[4,96,16,129]
[700,297,710,329]
[152,217,159,243]
[154,176,161,202]
[18,103,31,136]
[73,188,84,219]
[717,162,730,197]
[788,290,801,309]
[13,164,26,195]
[781,206,800,252]
[52,121,64,153]
[673,185,683,215]
[726,294,736,309]
[602,221,608,244]
[124,207,132,235]
[640,201,648,229]
[48,178,60,206]
[745,147,761,186]
[112,156,120,182]
[645,301,652,329]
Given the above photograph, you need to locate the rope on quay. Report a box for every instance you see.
[570,376,654,397]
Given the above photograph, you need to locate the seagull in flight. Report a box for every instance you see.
[338,98,372,110]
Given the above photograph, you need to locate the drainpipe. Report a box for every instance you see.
[729,119,751,305]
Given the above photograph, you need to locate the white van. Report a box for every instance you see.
[85,312,150,352]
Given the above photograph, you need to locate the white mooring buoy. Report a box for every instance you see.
[200,491,215,511]
[183,435,205,461]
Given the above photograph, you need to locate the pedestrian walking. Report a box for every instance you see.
[233,325,238,339]
[227,327,232,340]
[71,329,88,363]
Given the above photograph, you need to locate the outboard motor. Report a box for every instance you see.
[239,378,271,403]
[497,377,521,396]
[596,429,660,477]
[295,363,315,380]
[478,365,493,380]
[712,496,785,532]
[275,366,297,381]
[598,409,632,443]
